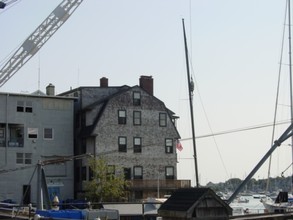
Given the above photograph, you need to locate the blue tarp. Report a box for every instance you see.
[36,210,85,219]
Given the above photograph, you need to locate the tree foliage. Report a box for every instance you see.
[84,157,129,203]
[206,176,292,193]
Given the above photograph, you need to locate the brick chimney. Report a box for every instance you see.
[100,77,108,87]
[139,75,153,95]
[46,83,55,96]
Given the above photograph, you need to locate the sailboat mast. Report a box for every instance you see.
[182,19,199,187]
[288,0,293,191]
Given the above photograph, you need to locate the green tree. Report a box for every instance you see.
[84,157,129,203]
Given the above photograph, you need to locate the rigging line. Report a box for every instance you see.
[266,0,288,193]
[189,0,193,61]
[187,51,229,181]
[281,161,293,176]
[180,120,290,141]
[0,164,36,174]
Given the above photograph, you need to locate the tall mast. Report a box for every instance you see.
[288,0,293,191]
[182,19,199,187]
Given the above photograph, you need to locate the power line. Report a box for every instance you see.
[180,120,290,141]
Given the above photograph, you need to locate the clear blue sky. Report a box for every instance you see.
[0,0,291,186]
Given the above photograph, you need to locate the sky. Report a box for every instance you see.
[0,0,292,186]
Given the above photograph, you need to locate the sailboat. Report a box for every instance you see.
[262,192,293,213]
[227,0,293,207]
[261,0,293,213]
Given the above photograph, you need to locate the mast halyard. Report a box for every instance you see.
[288,0,293,192]
[182,19,199,187]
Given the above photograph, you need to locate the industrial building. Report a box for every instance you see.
[0,86,75,204]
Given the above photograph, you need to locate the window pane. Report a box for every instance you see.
[166,167,174,176]
[133,92,141,106]
[133,111,141,125]
[0,128,4,138]
[119,110,126,117]
[119,137,126,144]
[166,139,173,146]
[134,166,142,176]
[166,166,174,179]
[17,101,24,112]
[16,153,23,164]
[25,153,32,164]
[134,92,140,99]
[25,101,33,113]
[165,139,173,153]
[44,128,53,139]
[119,137,127,152]
[124,168,131,180]
[159,113,167,127]
[134,137,141,145]
[134,137,142,153]
[118,110,126,124]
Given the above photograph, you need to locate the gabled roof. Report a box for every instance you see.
[31,90,46,96]
[158,187,231,213]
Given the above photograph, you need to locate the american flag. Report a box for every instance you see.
[176,139,183,151]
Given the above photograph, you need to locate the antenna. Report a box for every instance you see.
[38,52,41,93]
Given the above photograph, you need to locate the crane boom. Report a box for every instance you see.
[0,0,83,87]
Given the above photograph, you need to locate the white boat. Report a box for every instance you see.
[262,192,293,213]
[237,196,249,203]
[252,194,266,199]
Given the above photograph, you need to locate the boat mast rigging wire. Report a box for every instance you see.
[288,0,293,192]
[266,1,288,193]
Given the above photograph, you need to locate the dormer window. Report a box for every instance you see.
[133,92,141,106]
[159,113,167,127]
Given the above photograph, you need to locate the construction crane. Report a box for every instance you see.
[0,0,84,87]
[0,0,15,9]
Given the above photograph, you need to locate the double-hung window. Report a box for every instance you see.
[118,110,126,124]
[159,113,167,127]
[133,111,141,125]
[133,137,142,153]
[17,101,33,113]
[165,138,173,153]
[165,166,175,179]
[133,166,143,179]
[118,136,127,152]
[133,92,141,106]
[16,153,32,164]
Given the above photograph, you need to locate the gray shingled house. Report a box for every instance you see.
[60,76,191,201]
[158,188,232,220]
